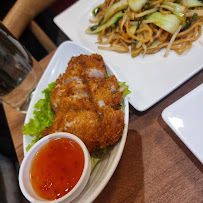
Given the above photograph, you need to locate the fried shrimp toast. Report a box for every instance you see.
[42,54,124,152]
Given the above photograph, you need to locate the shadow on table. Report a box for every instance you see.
[94,129,145,203]
[158,115,203,173]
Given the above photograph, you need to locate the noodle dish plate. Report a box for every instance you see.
[54,0,203,111]
[23,41,129,203]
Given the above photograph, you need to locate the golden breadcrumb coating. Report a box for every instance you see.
[89,75,123,110]
[42,54,124,152]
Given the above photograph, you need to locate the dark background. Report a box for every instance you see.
[0,0,74,61]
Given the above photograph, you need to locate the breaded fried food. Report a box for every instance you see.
[56,54,107,86]
[42,54,124,152]
[50,81,93,112]
[42,110,101,151]
[100,106,124,149]
[89,75,123,110]
[76,54,107,79]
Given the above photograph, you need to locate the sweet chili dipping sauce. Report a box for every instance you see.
[30,137,85,200]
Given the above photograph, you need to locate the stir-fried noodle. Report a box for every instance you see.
[86,0,203,57]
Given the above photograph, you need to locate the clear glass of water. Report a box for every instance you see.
[0,21,42,113]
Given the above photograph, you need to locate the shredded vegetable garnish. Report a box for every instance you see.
[86,0,203,57]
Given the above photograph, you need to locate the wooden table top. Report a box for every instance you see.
[3,51,203,203]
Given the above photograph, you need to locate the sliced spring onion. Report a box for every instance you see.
[92,4,102,16]
[100,0,128,25]
[145,1,153,9]
[181,13,198,31]
[137,19,143,29]
[86,12,124,34]
[146,12,182,34]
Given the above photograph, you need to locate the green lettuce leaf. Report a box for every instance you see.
[22,82,56,151]
[118,81,131,99]
[90,147,109,171]
[118,81,131,111]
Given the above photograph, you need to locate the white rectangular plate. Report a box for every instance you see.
[54,0,203,111]
[162,84,203,164]
[23,41,129,202]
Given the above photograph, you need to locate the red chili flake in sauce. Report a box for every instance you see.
[30,137,85,200]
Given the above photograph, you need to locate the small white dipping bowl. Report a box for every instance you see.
[19,132,91,203]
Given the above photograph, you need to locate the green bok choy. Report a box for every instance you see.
[146,12,182,34]
[87,12,124,34]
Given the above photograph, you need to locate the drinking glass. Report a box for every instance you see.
[0,21,42,113]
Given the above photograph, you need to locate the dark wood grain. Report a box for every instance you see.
[95,69,203,203]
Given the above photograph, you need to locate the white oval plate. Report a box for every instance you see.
[54,0,203,111]
[23,41,129,203]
